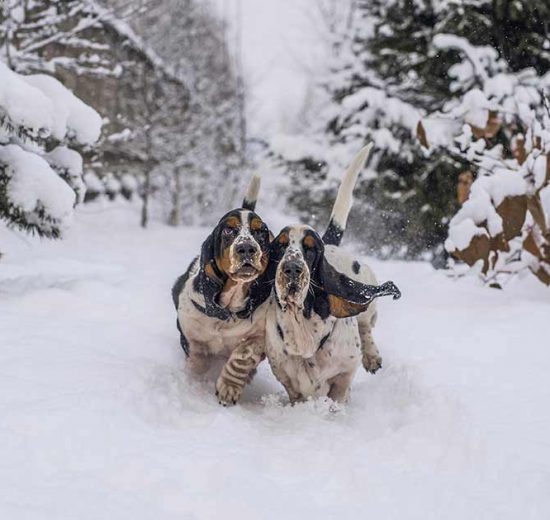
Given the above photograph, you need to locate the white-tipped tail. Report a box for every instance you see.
[331,143,372,227]
[323,143,373,246]
[242,173,261,211]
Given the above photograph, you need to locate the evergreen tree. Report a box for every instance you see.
[270,0,549,261]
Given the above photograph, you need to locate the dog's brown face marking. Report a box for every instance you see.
[250,217,263,232]
[204,263,222,283]
[216,241,234,275]
[225,216,240,229]
[303,235,315,249]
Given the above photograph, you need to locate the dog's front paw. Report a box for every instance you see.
[362,352,382,374]
[215,378,243,406]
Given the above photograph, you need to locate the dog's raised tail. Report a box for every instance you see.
[242,173,261,211]
[323,143,373,246]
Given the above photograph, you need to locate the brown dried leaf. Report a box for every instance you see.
[527,196,549,235]
[417,120,429,148]
[531,266,550,286]
[457,171,473,205]
[496,195,527,240]
[523,231,542,259]
[452,234,491,274]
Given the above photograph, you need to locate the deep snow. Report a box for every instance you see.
[1,203,549,519]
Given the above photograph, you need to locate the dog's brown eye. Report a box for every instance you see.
[223,227,236,236]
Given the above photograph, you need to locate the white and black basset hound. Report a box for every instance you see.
[264,145,401,403]
[171,177,273,405]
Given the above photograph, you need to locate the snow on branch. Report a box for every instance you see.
[23,74,101,145]
[0,61,101,241]
[0,144,76,236]
[432,34,500,87]
[0,61,101,145]
[0,61,54,140]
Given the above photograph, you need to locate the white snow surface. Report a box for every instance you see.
[1,204,549,519]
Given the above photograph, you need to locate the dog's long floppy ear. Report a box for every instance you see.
[314,259,401,319]
[193,231,231,320]
[242,174,261,211]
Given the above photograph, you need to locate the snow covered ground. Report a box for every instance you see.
[1,203,549,519]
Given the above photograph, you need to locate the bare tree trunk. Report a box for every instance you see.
[3,0,16,69]
[141,169,150,228]
[235,0,246,163]
[168,167,182,226]
[140,64,153,229]
[141,123,153,228]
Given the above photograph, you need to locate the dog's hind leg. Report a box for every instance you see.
[357,310,382,374]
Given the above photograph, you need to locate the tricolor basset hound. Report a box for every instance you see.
[264,145,401,403]
[171,177,272,405]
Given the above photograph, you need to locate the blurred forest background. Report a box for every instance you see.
[1,0,550,285]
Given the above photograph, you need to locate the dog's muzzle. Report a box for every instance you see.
[232,239,261,279]
[281,260,303,293]
[235,240,259,262]
[280,258,308,297]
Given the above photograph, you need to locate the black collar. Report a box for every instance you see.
[192,299,232,321]
[191,297,255,321]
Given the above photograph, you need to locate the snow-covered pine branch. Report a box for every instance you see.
[0,61,101,242]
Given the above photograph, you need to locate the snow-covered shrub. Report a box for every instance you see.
[82,171,105,203]
[120,173,138,200]
[103,173,121,201]
[0,61,101,242]
[419,35,550,286]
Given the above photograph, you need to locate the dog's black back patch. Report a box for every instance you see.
[172,257,198,308]
[176,319,190,356]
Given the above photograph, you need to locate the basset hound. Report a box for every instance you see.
[264,145,402,403]
[171,176,272,405]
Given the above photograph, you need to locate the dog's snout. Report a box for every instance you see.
[282,261,303,279]
[236,241,258,259]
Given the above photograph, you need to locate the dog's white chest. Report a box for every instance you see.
[178,283,268,357]
[265,299,362,399]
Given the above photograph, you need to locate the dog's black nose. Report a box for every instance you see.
[283,261,303,279]
[236,241,258,259]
